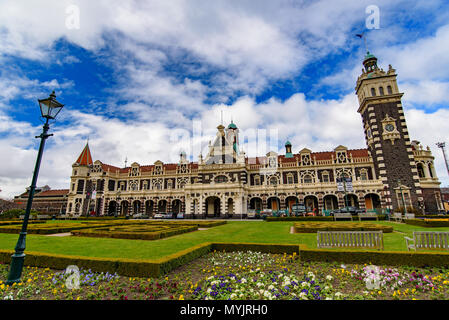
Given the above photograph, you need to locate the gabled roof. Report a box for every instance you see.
[74,143,93,166]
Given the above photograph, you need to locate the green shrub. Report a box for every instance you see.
[404,219,449,228]
[266,216,334,222]
[292,222,393,233]
[299,248,449,267]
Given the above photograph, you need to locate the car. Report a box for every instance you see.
[247,210,257,219]
[176,212,185,219]
[331,206,365,215]
[153,213,164,219]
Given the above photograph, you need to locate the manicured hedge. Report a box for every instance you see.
[266,216,334,222]
[0,220,46,226]
[404,219,449,228]
[0,222,118,235]
[299,248,449,268]
[72,225,198,240]
[292,222,393,233]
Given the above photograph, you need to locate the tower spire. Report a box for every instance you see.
[74,142,93,166]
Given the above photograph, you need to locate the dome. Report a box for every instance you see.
[285,140,292,146]
[228,121,237,129]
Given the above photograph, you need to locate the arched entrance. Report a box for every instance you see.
[108,200,117,216]
[120,200,129,216]
[323,195,339,211]
[267,197,280,211]
[364,193,381,210]
[227,198,234,215]
[249,197,263,212]
[205,197,220,217]
[285,196,299,214]
[344,194,359,208]
[304,195,318,213]
[145,200,154,215]
[172,199,182,214]
[132,200,141,215]
[158,200,167,213]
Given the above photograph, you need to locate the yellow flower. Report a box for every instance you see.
[378,291,382,295]
[179,295,184,300]
[27,279,32,283]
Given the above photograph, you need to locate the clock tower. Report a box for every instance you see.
[355,52,422,211]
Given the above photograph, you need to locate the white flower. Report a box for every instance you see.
[230,293,237,299]
[299,292,308,300]
[241,278,247,283]
[207,288,212,293]
[326,275,333,281]
[268,285,275,290]
[301,282,310,288]
[341,264,346,269]
[325,297,332,300]
[335,292,343,298]
[257,282,264,287]
[324,286,330,291]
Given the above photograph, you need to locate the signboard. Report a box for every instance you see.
[336,177,353,192]
[91,190,97,200]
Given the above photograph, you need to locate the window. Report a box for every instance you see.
[287,175,294,185]
[254,176,261,186]
[215,175,228,183]
[371,88,376,96]
[360,172,368,181]
[322,173,330,183]
[379,86,384,95]
[269,177,278,185]
[387,85,392,94]
[303,175,313,184]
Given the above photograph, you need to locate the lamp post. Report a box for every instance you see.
[6,91,63,284]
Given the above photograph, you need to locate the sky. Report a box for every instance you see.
[0,0,448,199]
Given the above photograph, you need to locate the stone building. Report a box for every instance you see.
[14,185,69,214]
[65,52,444,218]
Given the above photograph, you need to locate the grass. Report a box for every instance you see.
[0,220,448,261]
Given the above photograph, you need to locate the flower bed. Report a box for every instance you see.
[2,251,449,300]
[292,222,393,233]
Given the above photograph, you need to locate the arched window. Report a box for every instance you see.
[269,177,278,185]
[303,175,313,184]
[417,163,425,178]
[387,85,392,94]
[379,86,384,95]
[428,163,434,178]
[215,175,228,183]
[371,88,376,96]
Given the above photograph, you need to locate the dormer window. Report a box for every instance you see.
[379,86,384,95]
[387,85,392,94]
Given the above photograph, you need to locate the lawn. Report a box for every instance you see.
[0,220,448,261]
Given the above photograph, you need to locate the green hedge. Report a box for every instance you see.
[293,222,393,233]
[404,219,449,228]
[0,222,118,235]
[72,225,198,240]
[266,216,334,222]
[299,248,449,268]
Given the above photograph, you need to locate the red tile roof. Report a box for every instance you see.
[75,143,93,166]
[37,189,69,197]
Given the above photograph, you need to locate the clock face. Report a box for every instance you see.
[385,124,395,132]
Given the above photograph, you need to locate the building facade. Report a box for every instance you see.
[65,53,444,218]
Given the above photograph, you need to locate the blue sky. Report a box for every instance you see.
[0,0,448,198]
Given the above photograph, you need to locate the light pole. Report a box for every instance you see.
[7,91,63,284]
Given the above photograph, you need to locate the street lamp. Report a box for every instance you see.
[6,91,64,284]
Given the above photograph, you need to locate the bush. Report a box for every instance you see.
[393,206,421,214]
[292,222,393,233]
[0,209,41,219]
[299,248,449,268]
[404,219,449,228]
[265,216,334,222]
